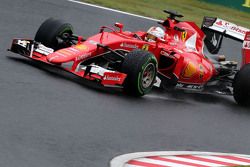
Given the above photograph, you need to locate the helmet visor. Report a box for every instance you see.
[146,33,157,41]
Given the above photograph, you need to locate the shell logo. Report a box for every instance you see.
[75,44,89,51]
[182,62,197,78]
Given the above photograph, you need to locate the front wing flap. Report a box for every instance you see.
[8,38,127,88]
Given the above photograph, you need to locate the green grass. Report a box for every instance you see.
[82,0,250,28]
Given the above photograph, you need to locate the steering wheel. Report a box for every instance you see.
[133,33,143,40]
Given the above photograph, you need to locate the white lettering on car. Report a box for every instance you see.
[103,75,121,81]
[75,53,91,61]
[120,43,138,49]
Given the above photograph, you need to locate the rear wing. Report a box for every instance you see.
[201,17,250,65]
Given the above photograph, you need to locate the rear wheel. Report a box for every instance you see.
[233,64,250,106]
[120,49,157,96]
[34,18,74,50]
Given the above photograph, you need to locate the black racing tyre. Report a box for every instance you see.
[233,64,250,106]
[120,49,157,96]
[34,18,73,50]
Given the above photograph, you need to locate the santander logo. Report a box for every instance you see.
[215,19,248,35]
[216,21,223,26]
[103,75,121,81]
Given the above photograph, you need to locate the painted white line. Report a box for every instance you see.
[110,151,250,167]
[67,0,161,22]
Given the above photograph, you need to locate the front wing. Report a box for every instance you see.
[9,39,127,88]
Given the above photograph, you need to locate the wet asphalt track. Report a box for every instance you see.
[1,0,250,167]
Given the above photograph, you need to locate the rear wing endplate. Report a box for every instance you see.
[243,31,250,65]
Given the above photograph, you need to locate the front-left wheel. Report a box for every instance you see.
[120,49,158,96]
[34,18,74,50]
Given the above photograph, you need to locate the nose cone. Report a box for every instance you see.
[47,44,90,64]
[47,50,74,64]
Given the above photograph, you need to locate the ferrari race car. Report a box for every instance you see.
[9,10,250,106]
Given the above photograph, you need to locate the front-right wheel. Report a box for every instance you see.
[120,49,157,96]
[34,18,74,50]
[233,64,250,106]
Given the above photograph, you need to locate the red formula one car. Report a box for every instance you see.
[9,10,250,105]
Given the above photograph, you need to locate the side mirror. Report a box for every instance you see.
[115,22,124,32]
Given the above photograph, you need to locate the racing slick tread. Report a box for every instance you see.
[233,64,250,106]
[35,18,73,50]
[121,49,157,96]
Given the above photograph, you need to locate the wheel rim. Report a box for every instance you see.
[141,63,155,89]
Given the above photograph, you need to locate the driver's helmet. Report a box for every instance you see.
[145,26,165,42]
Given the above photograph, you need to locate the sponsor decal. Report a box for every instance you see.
[36,44,54,55]
[55,52,68,57]
[103,75,121,81]
[216,20,223,26]
[68,47,81,53]
[243,41,250,49]
[182,62,197,78]
[58,50,72,56]
[181,31,187,41]
[231,26,247,35]
[75,44,89,51]
[88,40,98,45]
[216,20,230,28]
[215,19,248,35]
[142,44,149,51]
[101,72,126,85]
[75,53,91,61]
[176,83,204,89]
[17,40,30,48]
[120,43,138,49]
[211,33,218,46]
